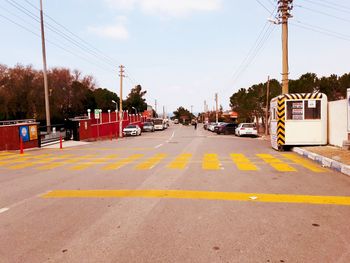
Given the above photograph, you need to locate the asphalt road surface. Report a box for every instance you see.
[0,124,350,263]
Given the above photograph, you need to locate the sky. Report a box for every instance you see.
[1,0,350,114]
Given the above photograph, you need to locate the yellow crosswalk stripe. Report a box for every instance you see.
[103,154,143,170]
[135,153,167,170]
[230,153,258,171]
[202,153,221,170]
[69,163,95,171]
[281,153,325,173]
[167,153,192,170]
[257,154,296,172]
[37,155,91,170]
[8,162,35,169]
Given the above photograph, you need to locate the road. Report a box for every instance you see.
[0,124,350,263]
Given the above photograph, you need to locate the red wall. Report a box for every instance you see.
[0,124,39,151]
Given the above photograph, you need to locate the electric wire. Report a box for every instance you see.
[3,0,141,87]
[290,21,350,42]
[302,0,350,14]
[0,13,113,72]
[5,0,117,69]
[295,4,350,24]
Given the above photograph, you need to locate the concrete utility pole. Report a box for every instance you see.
[278,0,293,94]
[215,93,218,123]
[155,99,157,117]
[191,105,193,116]
[119,65,125,138]
[163,106,165,119]
[40,0,51,132]
[265,76,270,136]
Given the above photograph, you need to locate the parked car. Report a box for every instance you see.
[235,123,258,137]
[207,122,217,132]
[142,122,155,132]
[174,119,179,124]
[216,123,237,135]
[123,125,141,136]
[214,122,227,133]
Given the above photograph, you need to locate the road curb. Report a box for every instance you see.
[292,147,350,177]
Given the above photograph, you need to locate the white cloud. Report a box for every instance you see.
[88,17,129,40]
[105,0,222,17]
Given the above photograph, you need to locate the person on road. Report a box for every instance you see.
[194,120,197,130]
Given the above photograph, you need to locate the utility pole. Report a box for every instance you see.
[278,0,293,94]
[119,65,125,138]
[191,105,193,116]
[155,99,157,117]
[163,106,165,119]
[40,0,51,132]
[265,76,270,136]
[215,93,218,123]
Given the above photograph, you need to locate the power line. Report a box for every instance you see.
[303,0,350,14]
[3,0,142,87]
[0,13,113,72]
[229,4,278,86]
[255,0,273,14]
[4,0,117,69]
[290,21,350,42]
[22,0,122,67]
[317,0,350,12]
[295,4,350,24]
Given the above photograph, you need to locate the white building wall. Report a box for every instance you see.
[328,99,348,147]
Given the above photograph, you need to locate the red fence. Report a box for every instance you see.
[87,111,146,140]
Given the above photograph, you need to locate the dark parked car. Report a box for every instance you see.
[216,123,238,135]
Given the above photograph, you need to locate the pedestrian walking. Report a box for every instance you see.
[194,120,197,130]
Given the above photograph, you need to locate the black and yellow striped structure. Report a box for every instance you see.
[274,93,323,149]
[277,95,286,148]
[284,93,323,100]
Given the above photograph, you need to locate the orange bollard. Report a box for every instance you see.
[20,137,24,154]
[60,135,63,149]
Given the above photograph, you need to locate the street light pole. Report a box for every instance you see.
[40,0,51,132]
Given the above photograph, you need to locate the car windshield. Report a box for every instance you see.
[242,124,255,128]
[144,122,153,126]
[126,125,136,129]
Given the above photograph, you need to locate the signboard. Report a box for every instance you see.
[19,126,30,142]
[347,89,350,132]
[94,109,100,119]
[29,125,38,140]
[308,100,316,108]
[291,101,303,120]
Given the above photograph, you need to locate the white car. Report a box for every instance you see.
[235,123,258,137]
[123,125,141,136]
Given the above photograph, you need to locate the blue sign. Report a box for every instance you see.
[19,126,30,142]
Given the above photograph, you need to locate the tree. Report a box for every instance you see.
[93,88,119,112]
[124,85,147,113]
[173,106,194,123]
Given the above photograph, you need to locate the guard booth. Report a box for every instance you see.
[270,93,328,150]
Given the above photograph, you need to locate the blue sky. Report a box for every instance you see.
[1,0,349,114]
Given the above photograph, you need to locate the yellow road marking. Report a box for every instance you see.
[202,153,220,170]
[8,162,35,169]
[103,154,143,170]
[167,153,192,170]
[135,153,167,170]
[230,153,258,171]
[42,190,350,206]
[38,154,96,170]
[257,154,296,172]
[282,153,325,173]
[69,163,95,171]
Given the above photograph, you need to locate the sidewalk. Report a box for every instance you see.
[292,145,350,177]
